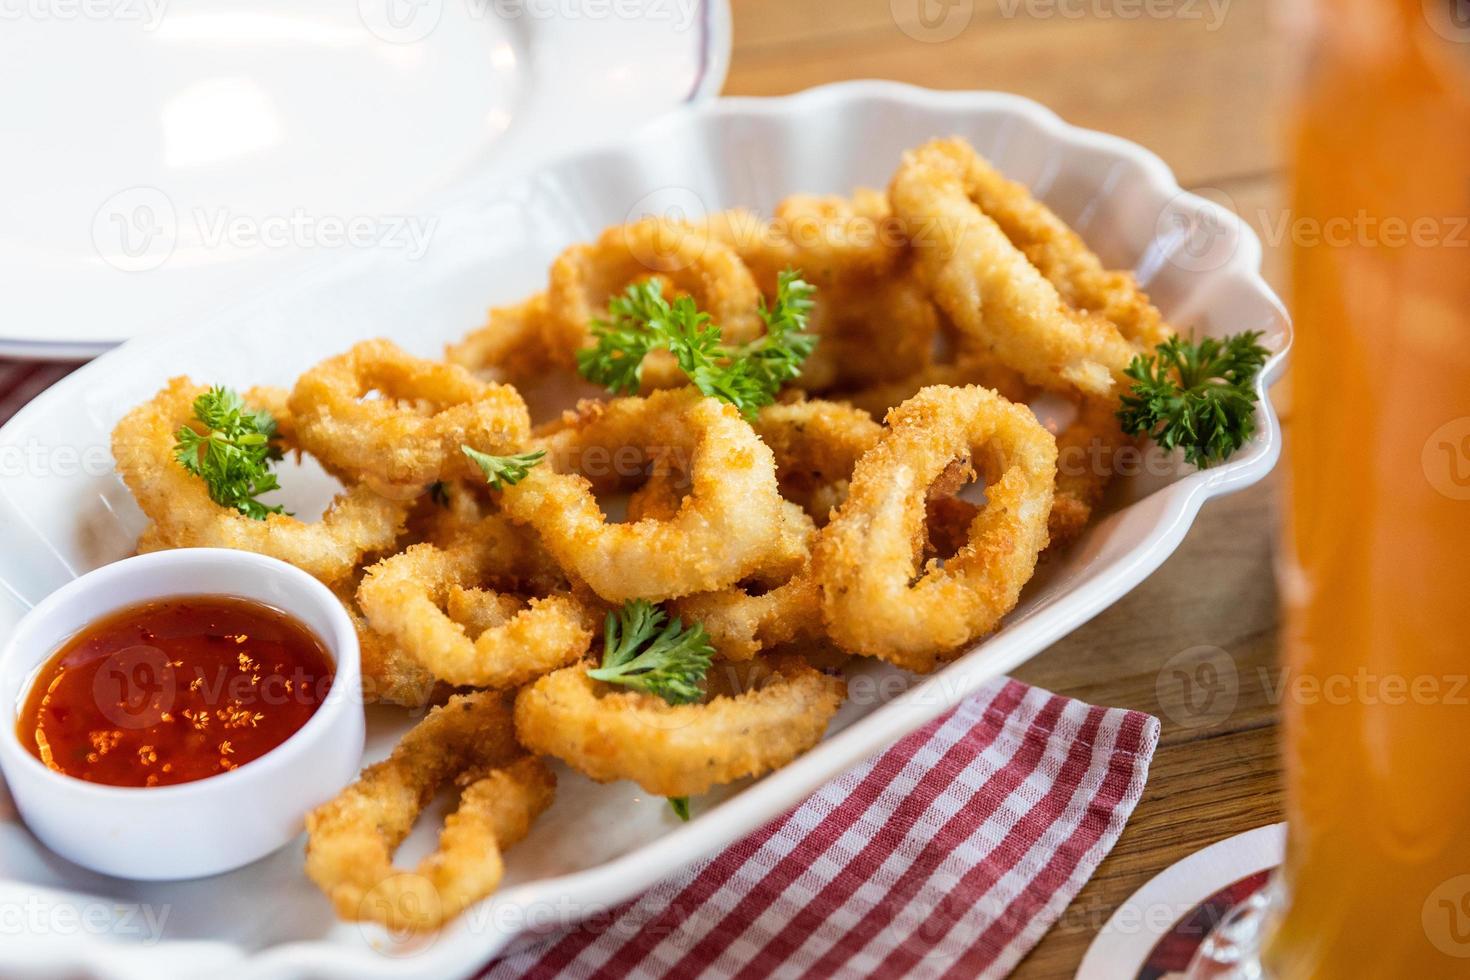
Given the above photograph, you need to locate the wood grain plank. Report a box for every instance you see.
[727,0,1287,187]
[1009,470,1283,976]
[1011,727,1282,978]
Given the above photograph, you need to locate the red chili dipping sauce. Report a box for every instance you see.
[16,596,334,788]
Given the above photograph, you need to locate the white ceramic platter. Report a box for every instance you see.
[0,0,730,359]
[0,82,1290,980]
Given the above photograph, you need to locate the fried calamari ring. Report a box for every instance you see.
[669,569,821,664]
[902,394,1132,553]
[358,517,598,689]
[839,355,1032,422]
[797,266,941,391]
[547,218,765,356]
[289,339,530,487]
[947,147,1172,351]
[513,655,846,797]
[750,399,882,522]
[305,692,554,931]
[812,385,1057,672]
[401,478,495,549]
[667,500,821,661]
[112,378,407,584]
[628,470,818,658]
[699,190,900,292]
[444,294,565,382]
[934,145,1167,546]
[890,139,1140,396]
[498,389,786,602]
[699,194,923,391]
[1047,396,1134,546]
[332,580,444,708]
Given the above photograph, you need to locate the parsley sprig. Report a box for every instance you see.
[1117,331,1270,467]
[586,600,713,705]
[172,387,285,520]
[576,270,816,419]
[462,446,545,489]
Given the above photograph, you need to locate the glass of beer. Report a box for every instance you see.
[1191,0,1470,975]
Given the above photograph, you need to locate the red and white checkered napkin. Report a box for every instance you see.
[0,361,78,425]
[483,678,1160,980]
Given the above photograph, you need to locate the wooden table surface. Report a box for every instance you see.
[724,2,1290,975]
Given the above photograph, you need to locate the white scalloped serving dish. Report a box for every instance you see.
[0,81,1289,980]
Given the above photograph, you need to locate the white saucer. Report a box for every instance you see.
[0,0,730,359]
[1077,823,1285,979]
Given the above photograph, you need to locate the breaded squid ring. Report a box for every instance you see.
[699,190,901,293]
[547,218,765,354]
[798,267,941,391]
[498,389,787,602]
[751,399,882,522]
[699,194,925,391]
[812,385,1057,672]
[667,500,821,661]
[334,580,444,708]
[946,146,1172,351]
[305,692,554,931]
[513,655,846,797]
[289,339,531,487]
[914,396,1133,553]
[444,294,566,383]
[112,377,407,584]
[889,139,1140,396]
[358,518,599,689]
[839,356,1032,422]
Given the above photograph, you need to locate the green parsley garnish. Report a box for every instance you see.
[172,386,285,520]
[575,270,816,420]
[1117,331,1270,468]
[586,599,713,705]
[668,796,691,821]
[461,446,546,489]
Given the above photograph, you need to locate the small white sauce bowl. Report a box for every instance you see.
[0,548,364,880]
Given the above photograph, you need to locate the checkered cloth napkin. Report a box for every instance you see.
[484,679,1159,980]
[0,361,77,425]
[0,362,1161,979]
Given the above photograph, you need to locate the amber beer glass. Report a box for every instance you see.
[1267,0,1470,974]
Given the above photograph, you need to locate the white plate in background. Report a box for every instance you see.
[0,82,1289,980]
[0,0,730,359]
